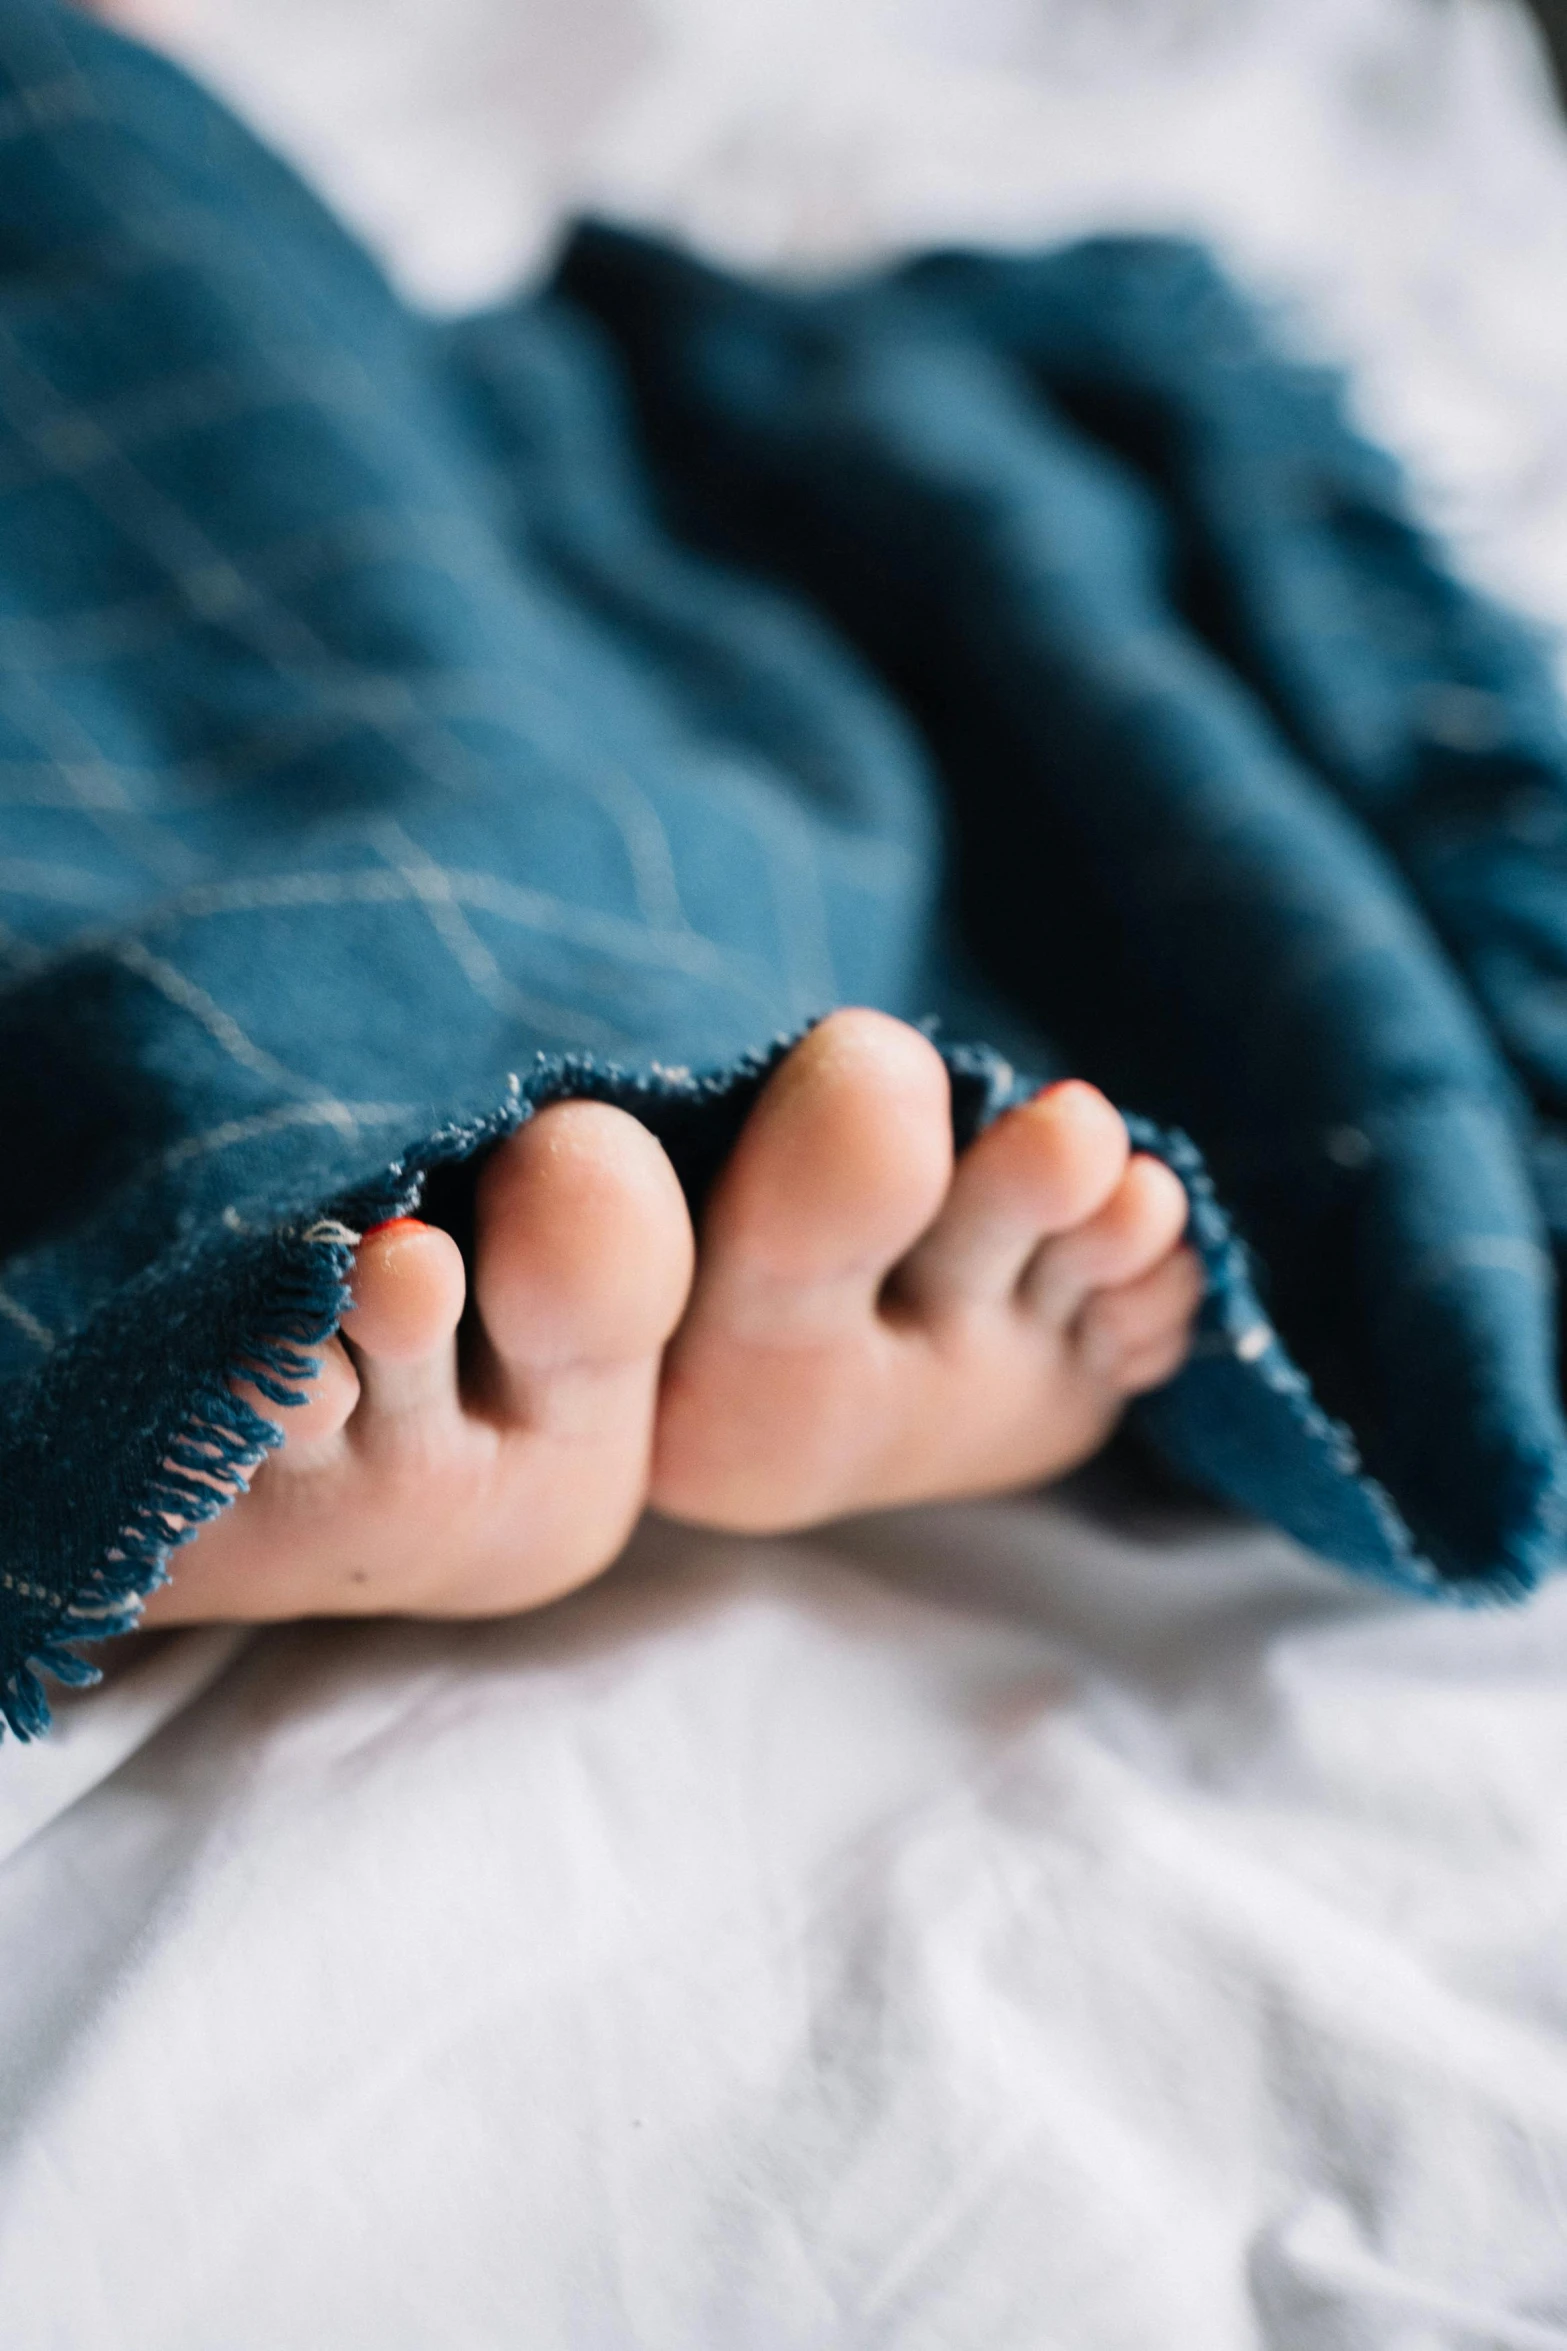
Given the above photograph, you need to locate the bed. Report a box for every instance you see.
[3,1,1567,2341]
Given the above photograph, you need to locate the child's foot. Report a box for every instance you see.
[143,1011,1200,1622]
[650,1010,1199,1530]
[141,1102,697,1621]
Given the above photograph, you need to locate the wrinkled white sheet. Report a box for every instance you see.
[5,1,1567,2343]
[6,1504,1567,2347]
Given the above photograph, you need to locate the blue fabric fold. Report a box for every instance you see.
[0,0,1563,1735]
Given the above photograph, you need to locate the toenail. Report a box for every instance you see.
[1037,1079,1103,1110]
[363,1217,430,1243]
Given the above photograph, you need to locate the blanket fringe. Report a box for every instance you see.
[0,1215,366,1741]
[0,1044,786,1740]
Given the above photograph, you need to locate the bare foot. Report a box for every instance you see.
[649,1009,1201,1532]
[143,1012,1200,1621]
[142,1102,696,1622]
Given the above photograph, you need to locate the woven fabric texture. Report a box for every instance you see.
[0,0,1564,1732]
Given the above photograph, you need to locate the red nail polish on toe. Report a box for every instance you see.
[362,1216,430,1243]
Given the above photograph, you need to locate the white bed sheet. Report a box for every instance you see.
[4,1,1567,2343]
[5,1502,1567,2346]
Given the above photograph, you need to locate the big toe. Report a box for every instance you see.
[689,1008,955,1343]
[473,1098,695,1421]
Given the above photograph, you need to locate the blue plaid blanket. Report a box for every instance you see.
[2,0,1566,1735]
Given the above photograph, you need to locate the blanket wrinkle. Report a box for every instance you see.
[0,0,1565,1732]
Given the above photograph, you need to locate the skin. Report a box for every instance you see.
[142,1009,1202,1625]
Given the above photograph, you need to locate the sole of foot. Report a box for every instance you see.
[144,1010,1201,1623]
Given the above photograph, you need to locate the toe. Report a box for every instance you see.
[650,1010,955,1528]
[147,1117,691,1631]
[343,1218,467,1359]
[1078,1244,1204,1392]
[473,1099,694,1427]
[1026,1153,1191,1326]
[894,1079,1129,1313]
[458,1099,693,1591]
[690,1008,954,1344]
[340,1216,467,1444]
[232,1335,360,1465]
